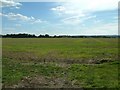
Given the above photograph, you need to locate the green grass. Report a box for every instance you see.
[2,38,119,88]
[67,62,119,88]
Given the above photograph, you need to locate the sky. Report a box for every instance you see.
[0,0,119,36]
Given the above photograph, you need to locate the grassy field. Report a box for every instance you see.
[2,38,119,88]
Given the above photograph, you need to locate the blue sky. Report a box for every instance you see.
[0,0,119,35]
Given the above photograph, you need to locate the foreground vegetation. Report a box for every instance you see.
[2,38,119,88]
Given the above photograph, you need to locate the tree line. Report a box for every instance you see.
[1,33,119,38]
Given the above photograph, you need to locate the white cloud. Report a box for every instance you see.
[51,5,83,16]
[51,0,118,25]
[15,6,20,9]
[51,6,66,11]
[51,0,119,18]
[0,12,45,24]
[0,0,22,8]
[1,12,32,21]
[65,0,118,12]
[31,19,43,24]
[62,15,96,25]
[81,22,118,35]
[10,13,31,20]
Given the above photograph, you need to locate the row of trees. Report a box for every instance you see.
[1,33,119,38]
[2,34,50,38]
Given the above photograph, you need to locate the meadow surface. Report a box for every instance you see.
[2,38,119,88]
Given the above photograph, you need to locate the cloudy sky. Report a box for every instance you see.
[0,0,119,35]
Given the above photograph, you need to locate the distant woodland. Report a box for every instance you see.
[1,33,119,38]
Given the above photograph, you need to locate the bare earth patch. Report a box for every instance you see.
[8,75,79,88]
